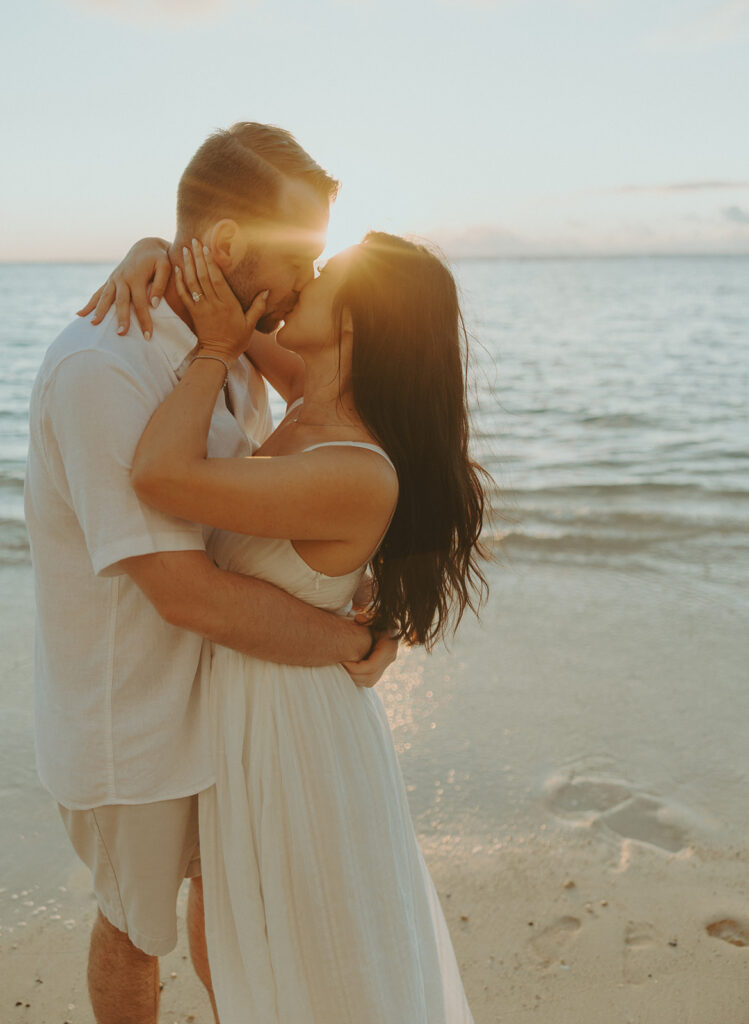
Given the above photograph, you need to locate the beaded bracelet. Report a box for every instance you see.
[193,353,231,388]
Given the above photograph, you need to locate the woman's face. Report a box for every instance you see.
[276,248,355,355]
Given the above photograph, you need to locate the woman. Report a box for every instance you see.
[95,232,487,1022]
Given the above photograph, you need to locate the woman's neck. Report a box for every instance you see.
[296,358,358,429]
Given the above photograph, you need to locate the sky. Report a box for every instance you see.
[2,0,749,260]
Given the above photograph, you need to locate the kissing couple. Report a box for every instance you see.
[25,122,487,1023]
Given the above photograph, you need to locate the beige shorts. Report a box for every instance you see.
[58,794,201,956]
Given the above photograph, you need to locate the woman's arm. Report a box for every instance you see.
[132,356,395,541]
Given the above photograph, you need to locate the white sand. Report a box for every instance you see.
[2,557,748,1023]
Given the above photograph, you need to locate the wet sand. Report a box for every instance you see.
[2,556,748,1023]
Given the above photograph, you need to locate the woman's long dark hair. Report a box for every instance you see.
[334,231,490,649]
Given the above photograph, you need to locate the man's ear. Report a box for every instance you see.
[205,219,241,271]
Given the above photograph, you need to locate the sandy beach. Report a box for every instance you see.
[3,554,748,1023]
[7,834,749,1024]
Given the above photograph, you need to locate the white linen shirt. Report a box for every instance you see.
[24,302,272,810]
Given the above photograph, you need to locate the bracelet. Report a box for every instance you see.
[193,353,231,388]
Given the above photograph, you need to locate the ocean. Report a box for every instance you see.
[2,256,747,593]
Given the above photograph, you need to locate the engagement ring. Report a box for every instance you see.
[192,291,202,303]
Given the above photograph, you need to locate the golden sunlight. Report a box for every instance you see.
[321,189,404,260]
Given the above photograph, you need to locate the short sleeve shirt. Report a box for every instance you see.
[24,303,272,809]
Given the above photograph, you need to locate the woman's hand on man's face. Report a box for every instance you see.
[174,238,268,363]
[76,237,172,339]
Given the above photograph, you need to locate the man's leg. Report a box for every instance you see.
[88,909,160,1024]
[58,797,203,1024]
[187,876,219,1024]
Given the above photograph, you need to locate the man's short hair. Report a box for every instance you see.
[177,122,340,235]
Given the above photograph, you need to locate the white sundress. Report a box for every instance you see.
[199,440,475,1023]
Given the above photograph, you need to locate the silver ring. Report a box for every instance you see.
[192,291,202,303]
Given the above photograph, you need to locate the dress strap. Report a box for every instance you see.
[286,396,305,416]
[302,441,396,475]
[286,399,395,474]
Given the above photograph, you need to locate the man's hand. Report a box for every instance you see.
[343,630,399,688]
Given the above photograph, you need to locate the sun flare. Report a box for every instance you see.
[321,191,402,261]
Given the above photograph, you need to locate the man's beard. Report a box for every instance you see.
[225,250,297,335]
[224,250,261,313]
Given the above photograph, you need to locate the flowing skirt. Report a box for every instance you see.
[199,647,474,1023]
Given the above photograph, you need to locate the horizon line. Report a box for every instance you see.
[3,251,749,266]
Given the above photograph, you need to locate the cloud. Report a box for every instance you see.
[645,0,749,51]
[724,205,749,224]
[432,208,749,258]
[69,0,233,24]
[611,180,749,196]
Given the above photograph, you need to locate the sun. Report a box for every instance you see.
[321,193,371,260]
[321,190,402,262]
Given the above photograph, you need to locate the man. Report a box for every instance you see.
[24,122,396,1024]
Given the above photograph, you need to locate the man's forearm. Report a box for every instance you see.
[178,562,372,666]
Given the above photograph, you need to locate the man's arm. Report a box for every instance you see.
[121,549,373,666]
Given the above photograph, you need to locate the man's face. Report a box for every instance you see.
[226,177,329,334]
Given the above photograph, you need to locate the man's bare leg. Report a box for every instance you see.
[88,909,160,1024]
[187,876,219,1024]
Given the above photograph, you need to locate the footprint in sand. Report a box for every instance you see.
[545,775,632,823]
[705,918,749,948]
[623,920,658,984]
[599,795,690,853]
[529,915,582,967]
[545,773,691,853]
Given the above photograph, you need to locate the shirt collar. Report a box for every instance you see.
[150,300,200,379]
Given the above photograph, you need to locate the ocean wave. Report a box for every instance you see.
[0,470,25,491]
[496,481,749,501]
[494,531,665,555]
[2,476,745,562]
[2,512,746,570]
[493,504,749,534]
[577,413,660,429]
[491,527,749,558]
[0,518,30,565]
